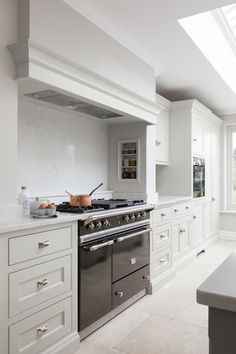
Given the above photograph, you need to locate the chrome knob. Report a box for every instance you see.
[141,211,147,218]
[136,213,141,220]
[103,219,110,227]
[37,278,49,288]
[38,240,50,248]
[143,275,150,281]
[37,324,49,337]
[130,214,135,221]
[124,215,129,222]
[88,222,95,230]
[115,291,124,298]
[96,221,102,229]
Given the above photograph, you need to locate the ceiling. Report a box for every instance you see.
[64,0,236,116]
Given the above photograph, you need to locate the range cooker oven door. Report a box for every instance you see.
[79,239,113,331]
[113,227,150,282]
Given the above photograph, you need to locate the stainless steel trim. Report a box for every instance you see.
[80,220,150,244]
[116,228,152,243]
[83,206,153,226]
[84,240,114,251]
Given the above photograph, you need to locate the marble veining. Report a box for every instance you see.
[17,100,108,197]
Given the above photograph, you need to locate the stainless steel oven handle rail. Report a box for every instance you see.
[84,239,114,252]
[83,207,154,226]
[116,228,152,243]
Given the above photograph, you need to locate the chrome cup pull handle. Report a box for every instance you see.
[37,324,48,336]
[38,240,50,248]
[37,278,49,288]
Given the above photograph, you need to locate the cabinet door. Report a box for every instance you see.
[172,221,181,262]
[191,204,204,248]
[156,111,169,165]
[204,201,212,239]
[192,116,204,156]
[180,219,191,256]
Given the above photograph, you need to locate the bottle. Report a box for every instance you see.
[18,186,30,216]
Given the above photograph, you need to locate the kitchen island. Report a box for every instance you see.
[197,252,236,354]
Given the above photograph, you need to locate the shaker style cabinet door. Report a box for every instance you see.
[192,116,205,156]
[191,204,204,248]
[156,111,169,165]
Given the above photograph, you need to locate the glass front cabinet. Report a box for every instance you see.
[118,140,140,181]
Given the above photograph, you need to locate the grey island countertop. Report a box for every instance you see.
[197,252,236,312]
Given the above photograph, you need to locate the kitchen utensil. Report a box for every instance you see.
[66,183,103,207]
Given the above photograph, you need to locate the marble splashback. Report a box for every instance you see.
[17,100,108,198]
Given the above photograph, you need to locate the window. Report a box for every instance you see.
[227,126,236,209]
[179,4,236,95]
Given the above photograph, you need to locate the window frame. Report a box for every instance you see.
[227,125,236,209]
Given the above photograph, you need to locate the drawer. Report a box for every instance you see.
[112,229,150,283]
[9,227,72,265]
[152,207,171,224]
[9,255,72,318]
[152,247,172,278]
[152,223,171,252]
[112,265,149,309]
[9,298,72,354]
[172,202,191,218]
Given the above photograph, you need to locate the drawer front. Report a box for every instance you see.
[152,247,172,278]
[112,229,150,283]
[9,298,72,354]
[172,202,191,218]
[112,266,149,309]
[152,207,171,224]
[9,227,72,265]
[152,223,171,252]
[9,255,72,318]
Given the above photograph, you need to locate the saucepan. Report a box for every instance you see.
[65,183,103,207]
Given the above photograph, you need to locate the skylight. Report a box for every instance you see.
[179,3,236,94]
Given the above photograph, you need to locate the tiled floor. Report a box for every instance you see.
[77,240,236,354]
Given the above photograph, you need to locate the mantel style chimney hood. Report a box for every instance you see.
[8,0,164,124]
[8,39,162,124]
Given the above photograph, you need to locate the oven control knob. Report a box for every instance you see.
[123,215,129,222]
[136,213,141,220]
[95,221,102,229]
[88,222,95,231]
[103,219,110,227]
[141,211,147,218]
[130,214,135,221]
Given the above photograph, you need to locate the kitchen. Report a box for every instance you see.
[1,1,236,354]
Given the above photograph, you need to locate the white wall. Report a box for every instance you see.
[27,0,155,102]
[18,100,108,197]
[0,0,18,206]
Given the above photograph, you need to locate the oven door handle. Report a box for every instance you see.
[84,240,114,252]
[116,228,152,243]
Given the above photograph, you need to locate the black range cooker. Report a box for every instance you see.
[57,199,154,339]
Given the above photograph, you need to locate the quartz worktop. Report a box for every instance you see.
[197,252,236,313]
[156,195,191,206]
[0,204,154,234]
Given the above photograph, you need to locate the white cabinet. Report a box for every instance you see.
[156,111,169,165]
[0,222,80,354]
[191,204,204,248]
[192,115,205,156]
[172,215,191,263]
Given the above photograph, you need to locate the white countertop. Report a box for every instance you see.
[156,195,191,206]
[197,252,236,312]
[0,204,154,234]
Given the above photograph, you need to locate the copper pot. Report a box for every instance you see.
[66,183,103,208]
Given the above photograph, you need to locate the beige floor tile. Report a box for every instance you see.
[116,314,208,354]
[88,307,150,347]
[76,339,127,354]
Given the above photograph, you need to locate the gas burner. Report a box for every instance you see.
[56,202,105,214]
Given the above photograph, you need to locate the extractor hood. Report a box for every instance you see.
[24,89,123,119]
